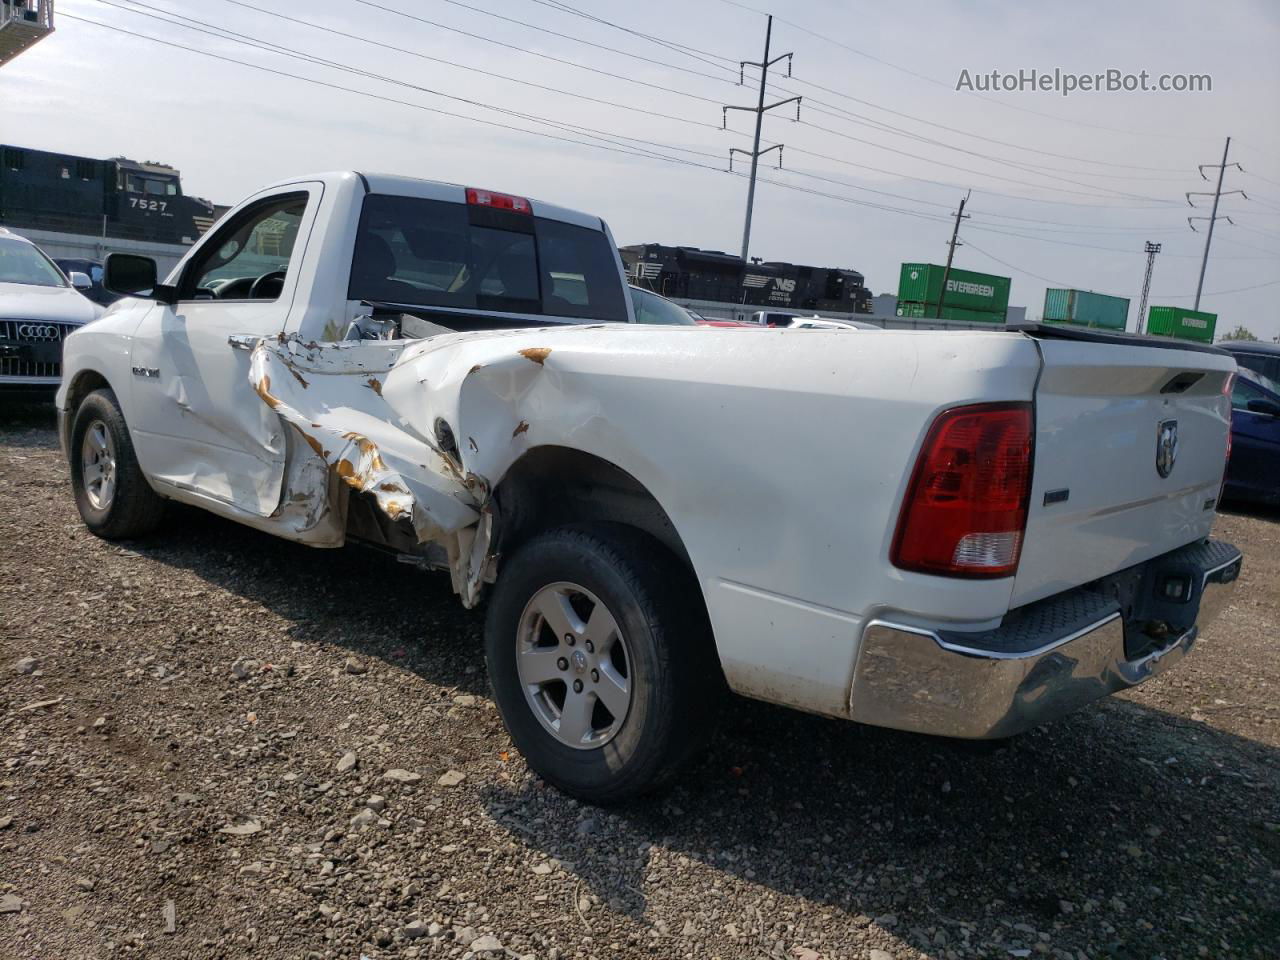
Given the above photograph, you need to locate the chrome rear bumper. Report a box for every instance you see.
[850,540,1242,739]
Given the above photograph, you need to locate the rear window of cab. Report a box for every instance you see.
[348,194,628,323]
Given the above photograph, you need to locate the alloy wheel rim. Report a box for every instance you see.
[80,420,117,511]
[516,581,632,750]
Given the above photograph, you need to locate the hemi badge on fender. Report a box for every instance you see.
[131,366,160,379]
[1043,488,1070,506]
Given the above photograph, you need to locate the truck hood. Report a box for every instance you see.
[0,282,101,326]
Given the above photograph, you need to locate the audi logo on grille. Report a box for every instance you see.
[16,323,61,341]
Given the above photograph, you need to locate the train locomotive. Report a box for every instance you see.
[619,243,873,314]
[0,144,223,245]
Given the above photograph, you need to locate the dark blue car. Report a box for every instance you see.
[1226,369,1280,505]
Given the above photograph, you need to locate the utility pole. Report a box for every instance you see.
[1136,240,1161,334]
[934,190,971,319]
[724,15,800,262]
[1187,136,1245,311]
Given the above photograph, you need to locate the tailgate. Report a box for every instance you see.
[1011,326,1235,607]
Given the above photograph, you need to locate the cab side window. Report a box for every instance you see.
[183,193,307,302]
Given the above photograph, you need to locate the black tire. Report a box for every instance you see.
[69,387,165,540]
[485,524,720,804]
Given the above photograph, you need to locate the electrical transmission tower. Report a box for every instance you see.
[1187,136,1247,310]
[934,190,971,319]
[1136,241,1161,334]
[723,14,800,261]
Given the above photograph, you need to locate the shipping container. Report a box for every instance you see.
[1146,306,1217,343]
[895,301,1004,324]
[1043,288,1130,331]
[897,263,1011,313]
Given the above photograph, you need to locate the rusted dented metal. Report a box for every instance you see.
[518,347,551,365]
[245,326,605,606]
[248,338,485,600]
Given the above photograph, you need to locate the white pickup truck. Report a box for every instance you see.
[57,172,1243,803]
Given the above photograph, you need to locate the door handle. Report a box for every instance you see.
[227,334,258,352]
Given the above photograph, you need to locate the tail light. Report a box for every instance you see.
[466,187,531,214]
[891,402,1034,579]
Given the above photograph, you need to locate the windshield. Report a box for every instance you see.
[0,238,67,288]
[630,286,697,325]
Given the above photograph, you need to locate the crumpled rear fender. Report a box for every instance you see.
[247,327,632,607]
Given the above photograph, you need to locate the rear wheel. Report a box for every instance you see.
[485,525,719,804]
[69,388,164,539]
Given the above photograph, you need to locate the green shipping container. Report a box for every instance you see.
[898,263,1012,313]
[1146,306,1217,343]
[896,301,1004,324]
[1043,288,1130,331]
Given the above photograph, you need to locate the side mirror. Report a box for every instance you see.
[104,253,176,303]
[69,271,93,291]
[1246,398,1280,418]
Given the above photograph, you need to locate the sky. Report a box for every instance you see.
[3,0,1279,340]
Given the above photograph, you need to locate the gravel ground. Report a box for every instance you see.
[2,403,1277,960]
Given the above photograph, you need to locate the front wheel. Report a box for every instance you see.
[485,525,719,804]
[69,387,165,540]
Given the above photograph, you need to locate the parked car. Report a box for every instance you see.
[788,316,882,331]
[749,309,799,327]
[53,257,121,307]
[628,286,754,328]
[1220,340,1280,384]
[628,285,696,326]
[1225,370,1280,505]
[0,227,101,397]
[56,172,1242,803]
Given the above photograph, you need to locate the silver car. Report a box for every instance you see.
[0,227,100,396]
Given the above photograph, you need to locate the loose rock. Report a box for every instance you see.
[218,820,262,836]
[471,934,504,954]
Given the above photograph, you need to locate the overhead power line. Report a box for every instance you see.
[524,0,739,72]
[773,72,1186,174]
[960,238,1075,288]
[385,0,1196,200]
[390,0,736,87]
[125,0,721,130]
[105,0,1191,222]
[708,0,1220,142]
[56,11,960,228]
[792,116,1178,204]
[75,1,1278,265]
[963,237,1280,301]
[768,87,1191,181]
[258,0,728,107]
[529,0,1198,189]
